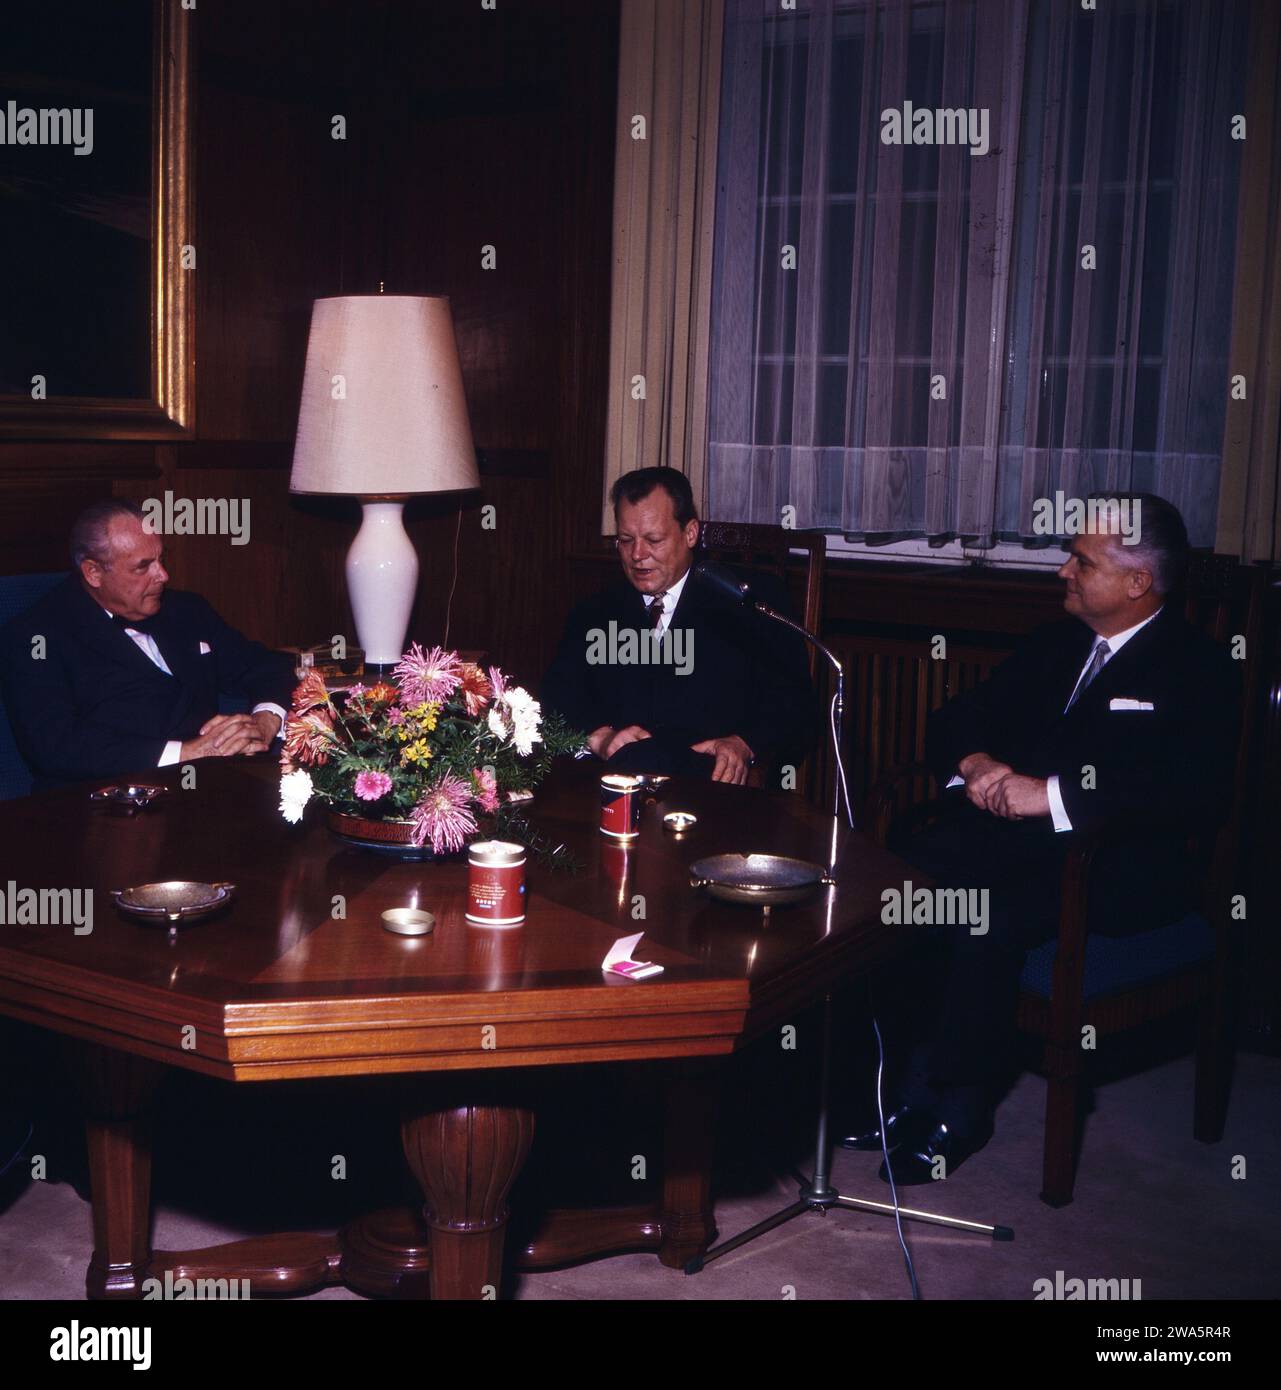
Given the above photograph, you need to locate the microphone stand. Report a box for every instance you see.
[685,591,1012,1279]
[750,600,847,869]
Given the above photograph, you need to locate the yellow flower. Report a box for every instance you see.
[400,738,435,767]
[410,701,441,733]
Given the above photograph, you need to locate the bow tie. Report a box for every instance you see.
[109,611,157,635]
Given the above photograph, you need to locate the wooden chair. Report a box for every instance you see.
[860,554,1265,1207]
[696,522,826,795]
[696,522,825,667]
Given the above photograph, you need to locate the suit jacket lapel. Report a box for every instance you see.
[1051,622,1097,721]
[1085,610,1169,707]
[1063,610,1170,716]
[149,602,195,686]
[666,573,699,630]
[616,583,647,628]
[68,583,163,679]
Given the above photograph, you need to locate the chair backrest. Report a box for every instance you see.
[696,522,825,675]
[1178,553,1270,884]
[697,522,826,795]
[0,572,69,799]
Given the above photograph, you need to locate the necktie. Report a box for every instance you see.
[647,592,667,631]
[1065,639,1110,712]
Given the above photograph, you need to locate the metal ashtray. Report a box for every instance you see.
[91,784,168,814]
[381,908,436,937]
[689,854,835,907]
[111,880,236,934]
[663,811,698,834]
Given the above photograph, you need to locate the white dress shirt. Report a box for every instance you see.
[103,607,284,767]
[948,607,1163,832]
[643,568,689,638]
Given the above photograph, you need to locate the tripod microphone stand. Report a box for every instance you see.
[684,564,1013,1279]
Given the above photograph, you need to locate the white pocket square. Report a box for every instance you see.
[199,641,212,655]
[1109,697,1154,711]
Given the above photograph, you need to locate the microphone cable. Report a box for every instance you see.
[829,687,854,828]
[873,1007,922,1300]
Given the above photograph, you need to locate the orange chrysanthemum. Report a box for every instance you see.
[291,669,331,715]
[458,663,493,717]
[365,681,399,706]
[282,709,337,766]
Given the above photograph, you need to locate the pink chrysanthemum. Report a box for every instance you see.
[472,766,500,814]
[487,665,508,701]
[410,773,478,855]
[354,769,393,802]
[394,644,463,707]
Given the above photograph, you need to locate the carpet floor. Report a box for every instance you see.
[1,1049,1276,1301]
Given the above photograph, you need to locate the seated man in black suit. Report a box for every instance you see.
[541,468,817,784]
[1,499,295,789]
[843,493,1240,1183]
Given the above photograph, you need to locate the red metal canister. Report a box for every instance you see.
[466,840,527,927]
[599,774,643,840]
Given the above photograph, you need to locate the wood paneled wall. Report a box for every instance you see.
[0,0,620,688]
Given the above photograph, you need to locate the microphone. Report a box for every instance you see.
[691,559,754,605]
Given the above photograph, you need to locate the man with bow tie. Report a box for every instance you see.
[843,493,1241,1183]
[0,499,295,789]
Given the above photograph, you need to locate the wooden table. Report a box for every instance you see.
[0,758,914,1299]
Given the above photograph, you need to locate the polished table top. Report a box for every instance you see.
[0,759,915,1080]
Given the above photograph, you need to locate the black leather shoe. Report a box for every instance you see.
[839,1104,933,1153]
[877,1121,992,1185]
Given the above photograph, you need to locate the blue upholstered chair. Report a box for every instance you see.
[861,554,1262,1207]
[0,573,68,800]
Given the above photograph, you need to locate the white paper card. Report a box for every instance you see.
[602,932,664,980]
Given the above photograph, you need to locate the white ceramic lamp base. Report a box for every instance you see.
[346,501,418,668]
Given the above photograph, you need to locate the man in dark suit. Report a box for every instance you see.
[541,468,817,784]
[843,493,1240,1183]
[0,499,295,789]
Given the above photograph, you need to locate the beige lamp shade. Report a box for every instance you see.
[290,295,480,496]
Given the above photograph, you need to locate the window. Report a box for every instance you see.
[705,0,1249,553]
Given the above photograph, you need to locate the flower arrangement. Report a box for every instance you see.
[278,645,585,855]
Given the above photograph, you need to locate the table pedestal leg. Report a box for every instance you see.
[69,1044,164,1300]
[401,1091,534,1301]
[658,1060,719,1270]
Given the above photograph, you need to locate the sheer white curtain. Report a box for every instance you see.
[1005,0,1248,547]
[706,0,1248,548]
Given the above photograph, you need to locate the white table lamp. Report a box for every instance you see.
[289,294,479,668]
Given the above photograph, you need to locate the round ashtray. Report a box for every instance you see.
[689,854,835,906]
[112,880,235,929]
[91,783,167,813]
[381,908,436,937]
[663,811,698,834]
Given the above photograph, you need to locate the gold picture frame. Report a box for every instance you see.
[0,0,194,439]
